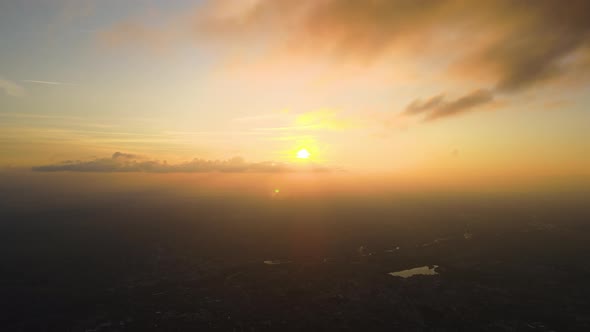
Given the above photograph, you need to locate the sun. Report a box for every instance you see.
[296,148,311,159]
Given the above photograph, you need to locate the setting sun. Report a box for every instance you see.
[296,149,311,159]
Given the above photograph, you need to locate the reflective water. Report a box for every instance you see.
[263,260,291,265]
[389,265,439,278]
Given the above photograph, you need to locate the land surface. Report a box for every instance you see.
[1,181,589,331]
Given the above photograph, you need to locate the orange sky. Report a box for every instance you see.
[1,0,589,189]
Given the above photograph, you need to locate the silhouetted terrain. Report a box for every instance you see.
[1,174,589,331]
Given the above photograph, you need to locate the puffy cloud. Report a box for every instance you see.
[32,152,332,173]
[405,89,494,122]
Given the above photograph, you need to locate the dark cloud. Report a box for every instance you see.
[405,94,445,115]
[404,89,494,121]
[32,153,331,173]
[481,1,590,93]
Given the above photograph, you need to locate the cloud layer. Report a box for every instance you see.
[32,152,331,173]
[99,0,590,121]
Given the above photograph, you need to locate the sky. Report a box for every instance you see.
[1,0,589,189]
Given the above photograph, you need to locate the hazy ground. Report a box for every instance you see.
[1,172,589,331]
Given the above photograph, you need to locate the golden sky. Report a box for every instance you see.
[1,0,589,188]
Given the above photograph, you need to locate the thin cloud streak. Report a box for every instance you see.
[22,80,71,85]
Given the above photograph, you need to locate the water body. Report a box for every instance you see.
[389,265,439,278]
[263,260,291,265]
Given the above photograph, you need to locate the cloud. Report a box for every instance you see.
[0,77,25,97]
[32,152,332,173]
[22,80,69,85]
[404,89,494,122]
[405,95,445,116]
[112,152,139,160]
[251,0,590,93]
[98,0,590,119]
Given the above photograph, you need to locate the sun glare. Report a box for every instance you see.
[296,148,311,159]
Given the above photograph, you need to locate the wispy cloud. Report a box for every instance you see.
[253,125,319,132]
[0,77,25,97]
[295,109,356,130]
[404,90,495,122]
[22,80,71,85]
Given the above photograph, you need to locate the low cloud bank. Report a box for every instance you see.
[32,152,332,173]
